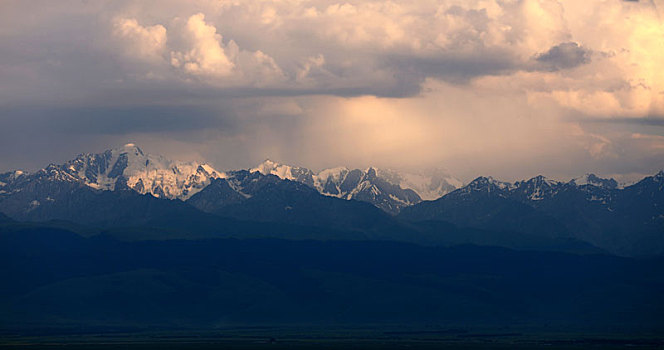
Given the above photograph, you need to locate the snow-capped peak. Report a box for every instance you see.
[655,170,664,180]
[250,159,317,188]
[514,175,562,201]
[120,143,143,154]
[247,160,462,213]
[55,144,225,200]
[314,167,349,189]
[570,173,618,189]
[468,176,514,190]
[252,159,294,180]
[517,175,560,188]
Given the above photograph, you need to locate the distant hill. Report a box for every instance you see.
[400,172,664,256]
[187,171,394,232]
[0,227,661,329]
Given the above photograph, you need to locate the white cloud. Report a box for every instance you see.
[104,1,663,118]
[170,13,235,77]
[111,12,285,86]
[112,18,167,62]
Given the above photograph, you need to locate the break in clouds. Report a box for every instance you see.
[0,0,663,182]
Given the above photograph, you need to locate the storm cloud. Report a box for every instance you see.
[535,42,592,71]
[0,0,663,182]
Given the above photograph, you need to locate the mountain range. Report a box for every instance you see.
[0,144,663,256]
[1,144,664,331]
[0,144,459,215]
[399,172,664,256]
[251,159,457,213]
[0,144,223,201]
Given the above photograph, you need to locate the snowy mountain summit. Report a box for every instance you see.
[1,144,224,200]
[571,173,619,189]
[445,173,621,206]
[68,143,225,200]
[0,146,462,215]
[251,159,316,188]
[250,160,462,214]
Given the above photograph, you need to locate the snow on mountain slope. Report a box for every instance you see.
[449,176,515,199]
[251,160,462,202]
[0,171,25,193]
[250,160,449,214]
[251,159,316,187]
[571,173,619,189]
[313,167,350,194]
[513,175,562,201]
[378,168,462,201]
[1,144,224,200]
[69,143,225,200]
[443,173,623,206]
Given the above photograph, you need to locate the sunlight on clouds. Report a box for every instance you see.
[630,133,664,153]
[104,0,664,117]
[330,96,432,154]
[629,16,664,116]
[112,18,167,62]
[112,12,285,85]
[170,13,235,76]
[294,79,593,179]
[558,0,664,117]
[318,2,411,49]
[518,0,569,53]
[295,54,326,84]
[1,0,663,179]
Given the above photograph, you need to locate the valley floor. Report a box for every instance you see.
[2,326,664,350]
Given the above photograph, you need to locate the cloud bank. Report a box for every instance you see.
[0,0,662,182]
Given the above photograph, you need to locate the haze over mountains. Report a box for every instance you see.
[0,143,642,212]
[0,144,461,215]
[0,144,662,257]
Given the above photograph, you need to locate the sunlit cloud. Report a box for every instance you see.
[0,0,662,180]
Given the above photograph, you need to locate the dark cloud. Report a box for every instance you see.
[535,42,592,71]
[0,105,235,135]
[0,0,662,181]
[583,116,664,127]
[0,103,242,172]
[389,51,517,85]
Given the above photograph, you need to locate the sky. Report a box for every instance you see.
[0,0,663,182]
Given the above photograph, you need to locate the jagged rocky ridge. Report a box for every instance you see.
[0,144,662,256]
[0,146,460,215]
[252,159,460,214]
[399,172,664,256]
[0,144,223,201]
[186,170,394,231]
